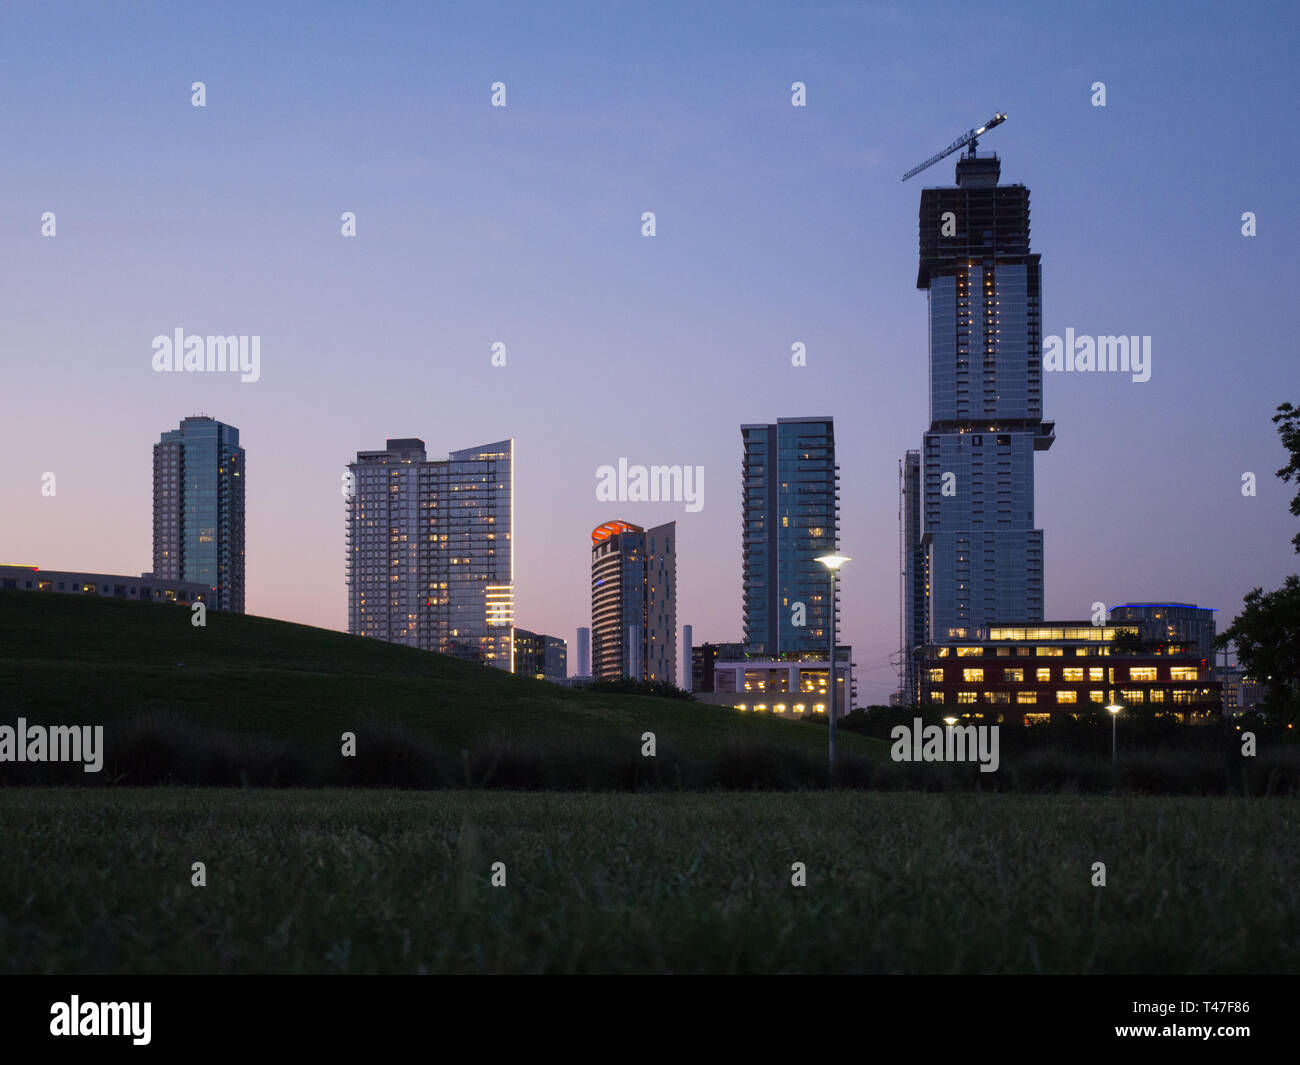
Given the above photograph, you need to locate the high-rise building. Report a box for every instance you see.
[346,437,513,670]
[741,418,839,656]
[900,449,927,703]
[575,626,591,678]
[915,151,1054,641]
[590,520,676,683]
[153,415,245,612]
[681,624,692,691]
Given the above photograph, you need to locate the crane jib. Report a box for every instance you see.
[902,113,1007,182]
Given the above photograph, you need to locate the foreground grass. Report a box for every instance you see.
[1,788,1296,973]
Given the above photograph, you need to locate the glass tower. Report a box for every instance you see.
[916,153,1054,641]
[741,418,839,656]
[153,416,245,612]
[346,438,513,670]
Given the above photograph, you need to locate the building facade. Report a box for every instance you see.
[0,565,208,605]
[691,641,746,693]
[514,628,567,683]
[919,621,1221,726]
[900,449,927,703]
[1107,603,1216,659]
[1215,665,1263,715]
[346,437,513,670]
[590,520,676,683]
[153,415,245,612]
[694,647,855,717]
[574,626,591,679]
[913,152,1053,644]
[741,417,839,657]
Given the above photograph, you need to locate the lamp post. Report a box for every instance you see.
[815,553,851,780]
[1106,700,1123,765]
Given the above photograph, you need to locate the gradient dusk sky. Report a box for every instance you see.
[2,1,1296,702]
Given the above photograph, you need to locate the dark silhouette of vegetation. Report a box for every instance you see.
[584,677,695,700]
[1108,627,1147,655]
[1216,401,1300,723]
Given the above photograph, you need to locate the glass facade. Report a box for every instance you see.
[153,416,245,612]
[741,418,839,656]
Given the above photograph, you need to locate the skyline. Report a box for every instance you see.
[2,2,1296,703]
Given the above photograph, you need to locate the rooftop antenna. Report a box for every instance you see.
[902,113,1007,182]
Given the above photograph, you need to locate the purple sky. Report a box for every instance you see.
[2,1,1296,702]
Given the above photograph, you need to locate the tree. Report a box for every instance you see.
[1216,577,1300,723]
[1216,402,1300,722]
[1108,628,1146,655]
[1274,402,1300,553]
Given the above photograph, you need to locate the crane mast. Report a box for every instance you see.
[902,113,1007,182]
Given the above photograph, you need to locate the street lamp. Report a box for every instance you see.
[1106,700,1123,765]
[815,553,851,779]
[943,716,958,726]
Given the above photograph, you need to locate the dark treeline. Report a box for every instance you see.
[3,710,1297,795]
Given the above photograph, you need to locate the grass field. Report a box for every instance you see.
[2,788,1297,974]
[0,590,883,787]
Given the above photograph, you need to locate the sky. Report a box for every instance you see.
[1,1,1296,703]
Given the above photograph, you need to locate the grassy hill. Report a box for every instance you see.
[0,591,882,787]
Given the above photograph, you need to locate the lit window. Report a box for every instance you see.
[1089,690,1105,703]
[1016,692,1037,704]
[1170,667,1198,682]
[1089,668,1104,681]
[1056,691,1077,704]
[957,692,978,704]
[1062,668,1083,682]
[1003,668,1023,682]
[1036,668,1051,682]
[1129,667,1157,682]
[928,668,945,682]
[962,668,984,682]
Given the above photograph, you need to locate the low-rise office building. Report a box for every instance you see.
[694,647,855,718]
[919,620,1221,725]
[0,565,209,605]
[513,627,567,684]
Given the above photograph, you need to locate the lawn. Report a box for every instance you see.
[1,788,1296,973]
[0,590,880,767]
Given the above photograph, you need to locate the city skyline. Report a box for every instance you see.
[2,3,1296,704]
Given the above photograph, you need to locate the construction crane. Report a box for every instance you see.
[902,113,1007,182]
